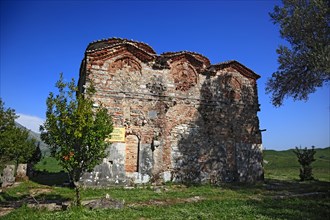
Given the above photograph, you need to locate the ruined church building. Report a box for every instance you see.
[78,38,264,185]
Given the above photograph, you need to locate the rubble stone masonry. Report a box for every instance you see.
[78,38,264,186]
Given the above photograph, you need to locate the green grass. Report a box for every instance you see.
[1,148,329,219]
[1,180,329,219]
[30,157,68,186]
[263,147,330,181]
[34,157,64,173]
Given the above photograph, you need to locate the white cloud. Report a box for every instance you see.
[16,113,45,133]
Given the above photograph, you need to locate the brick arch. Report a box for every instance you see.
[229,77,242,101]
[170,61,198,92]
[220,75,242,101]
[106,55,143,91]
[109,56,142,74]
[170,123,194,169]
[161,104,200,169]
[125,134,140,173]
[230,77,242,89]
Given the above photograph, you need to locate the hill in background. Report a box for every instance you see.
[263,147,330,181]
[15,122,50,156]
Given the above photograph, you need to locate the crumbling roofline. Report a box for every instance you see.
[85,38,261,80]
[211,60,260,80]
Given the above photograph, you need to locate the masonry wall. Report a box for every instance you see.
[78,38,264,186]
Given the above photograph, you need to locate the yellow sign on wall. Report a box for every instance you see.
[106,127,125,142]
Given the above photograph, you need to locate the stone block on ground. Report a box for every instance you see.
[1,165,15,187]
[84,197,124,209]
[16,163,28,181]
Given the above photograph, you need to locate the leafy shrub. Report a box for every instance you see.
[293,146,316,181]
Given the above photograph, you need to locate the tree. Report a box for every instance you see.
[40,73,113,206]
[0,98,16,163]
[0,98,38,171]
[266,0,330,106]
[29,142,42,165]
[27,142,42,177]
[4,126,37,172]
[293,146,316,181]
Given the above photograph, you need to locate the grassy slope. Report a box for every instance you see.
[15,122,50,155]
[34,157,64,173]
[264,147,330,181]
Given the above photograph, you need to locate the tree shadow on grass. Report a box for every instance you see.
[29,170,70,186]
[0,192,71,209]
[247,193,330,219]
[220,179,330,219]
[0,182,72,214]
[262,178,330,195]
[220,178,330,199]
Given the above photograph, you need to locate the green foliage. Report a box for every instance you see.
[40,73,113,205]
[293,146,316,181]
[0,98,39,169]
[266,0,330,106]
[0,98,17,163]
[29,143,42,165]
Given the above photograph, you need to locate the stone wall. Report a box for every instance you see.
[78,38,264,186]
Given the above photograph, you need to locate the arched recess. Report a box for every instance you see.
[170,61,198,91]
[109,56,142,73]
[106,56,142,91]
[125,135,140,172]
[229,77,242,101]
[170,124,193,169]
[165,104,200,168]
[220,75,242,102]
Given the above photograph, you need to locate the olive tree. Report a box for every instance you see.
[267,0,330,106]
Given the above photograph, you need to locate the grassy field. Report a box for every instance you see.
[0,148,329,219]
[34,157,65,173]
[263,147,330,181]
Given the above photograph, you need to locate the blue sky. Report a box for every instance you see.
[0,0,329,150]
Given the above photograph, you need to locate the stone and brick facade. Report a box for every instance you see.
[78,38,264,186]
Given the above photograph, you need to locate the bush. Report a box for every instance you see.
[293,146,316,181]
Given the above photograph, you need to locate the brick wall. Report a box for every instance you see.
[78,38,264,185]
